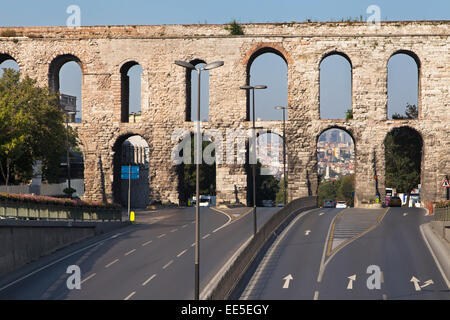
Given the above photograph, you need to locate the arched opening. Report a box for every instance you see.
[319,52,352,120]
[186,59,210,122]
[246,49,288,121]
[112,134,150,208]
[384,126,423,207]
[0,54,19,76]
[121,61,142,123]
[317,128,355,207]
[245,131,285,207]
[49,54,83,123]
[175,132,216,205]
[387,51,420,119]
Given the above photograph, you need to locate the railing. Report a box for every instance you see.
[0,200,122,222]
[434,207,450,222]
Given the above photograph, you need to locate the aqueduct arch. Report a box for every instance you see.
[0,21,448,206]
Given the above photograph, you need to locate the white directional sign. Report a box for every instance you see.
[283,274,293,289]
[347,275,356,290]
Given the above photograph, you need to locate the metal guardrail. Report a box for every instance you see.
[0,200,122,222]
[435,207,450,222]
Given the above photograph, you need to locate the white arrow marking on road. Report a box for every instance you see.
[319,212,325,216]
[420,279,434,289]
[410,277,421,291]
[347,275,356,290]
[305,230,311,236]
[283,274,293,289]
[403,213,408,216]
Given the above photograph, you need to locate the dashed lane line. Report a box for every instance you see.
[142,274,157,286]
[81,273,96,285]
[177,249,188,258]
[124,291,136,300]
[162,260,173,270]
[125,249,136,256]
[141,240,153,246]
[105,259,119,268]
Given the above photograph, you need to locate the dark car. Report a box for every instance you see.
[323,200,335,208]
[388,196,402,207]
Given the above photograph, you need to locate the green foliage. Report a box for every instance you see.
[183,136,216,200]
[384,126,422,195]
[345,109,353,120]
[225,20,244,35]
[255,162,280,205]
[0,69,77,186]
[275,178,288,205]
[392,104,418,119]
[318,174,355,206]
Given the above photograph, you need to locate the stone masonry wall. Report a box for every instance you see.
[0,21,448,206]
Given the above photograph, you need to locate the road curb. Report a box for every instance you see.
[420,222,450,289]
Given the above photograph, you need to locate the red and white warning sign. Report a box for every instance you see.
[441,177,450,188]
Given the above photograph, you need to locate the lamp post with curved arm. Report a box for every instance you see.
[174,59,224,301]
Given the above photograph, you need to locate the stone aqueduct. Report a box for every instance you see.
[0,21,449,207]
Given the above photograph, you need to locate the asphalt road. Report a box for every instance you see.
[0,206,278,300]
[240,207,450,300]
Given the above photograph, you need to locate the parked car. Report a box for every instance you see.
[323,200,335,208]
[277,202,284,207]
[336,201,347,208]
[262,200,274,207]
[388,196,402,207]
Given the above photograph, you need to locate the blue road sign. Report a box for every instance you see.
[121,166,139,180]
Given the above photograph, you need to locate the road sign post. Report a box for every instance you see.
[121,165,139,219]
[441,175,450,200]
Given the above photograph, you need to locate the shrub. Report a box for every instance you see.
[225,20,244,36]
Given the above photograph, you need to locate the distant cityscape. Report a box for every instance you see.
[317,129,355,181]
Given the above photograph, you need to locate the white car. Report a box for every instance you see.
[336,201,347,208]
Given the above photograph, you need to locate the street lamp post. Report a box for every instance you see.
[175,59,224,301]
[240,85,267,236]
[275,106,291,206]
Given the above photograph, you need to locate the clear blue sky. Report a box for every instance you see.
[0,0,447,120]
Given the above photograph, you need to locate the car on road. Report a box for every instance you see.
[336,201,347,208]
[262,200,274,207]
[388,196,402,207]
[277,202,284,207]
[323,200,335,208]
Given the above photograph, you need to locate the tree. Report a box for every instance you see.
[337,174,355,206]
[384,126,422,205]
[0,69,77,186]
[392,103,418,119]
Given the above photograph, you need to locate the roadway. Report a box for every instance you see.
[0,206,278,300]
[239,207,450,300]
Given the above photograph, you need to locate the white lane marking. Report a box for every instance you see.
[142,240,152,246]
[0,226,139,293]
[81,273,96,284]
[105,259,119,268]
[125,249,136,256]
[319,212,325,216]
[419,224,450,289]
[347,275,356,289]
[177,249,188,258]
[181,224,188,228]
[142,274,157,286]
[403,213,408,216]
[305,230,311,236]
[240,209,317,300]
[210,207,233,233]
[420,279,434,289]
[157,234,166,238]
[282,274,293,289]
[314,291,319,300]
[191,221,195,224]
[170,229,178,233]
[202,234,211,239]
[124,291,136,300]
[163,260,173,269]
[191,242,196,247]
